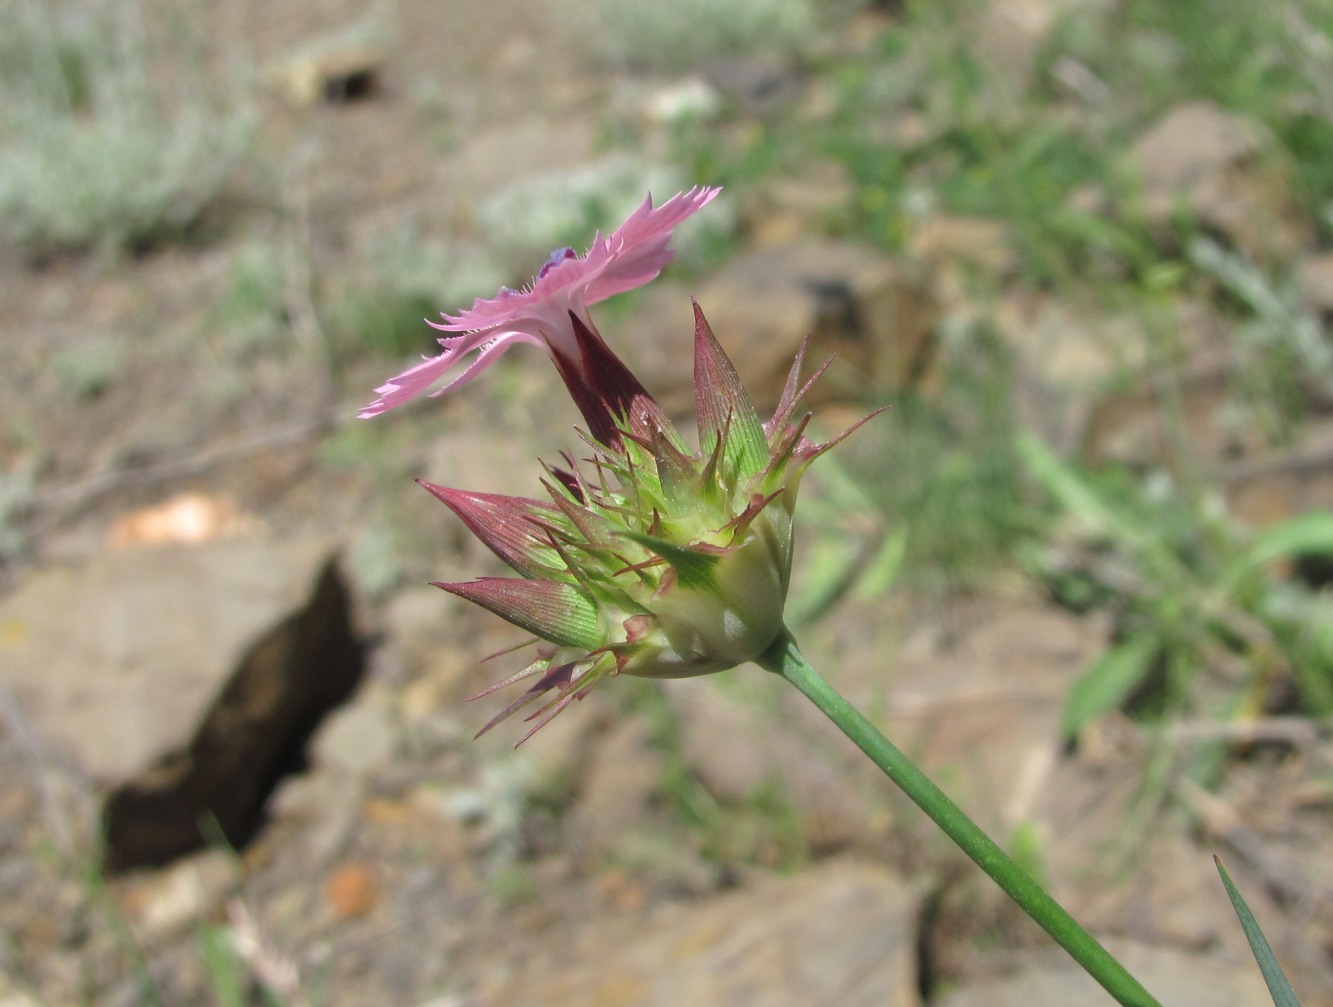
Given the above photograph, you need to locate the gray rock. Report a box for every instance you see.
[671,672,889,854]
[702,56,806,118]
[0,539,364,870]
[995,291,1257,467]
[909,215,1016,275]
[484,860,920,1007]
[1226,418,1333,526]
[121,848,241,943]
[833,598,1103,831]
[267,42,383,107]
[310,689,398,776]
[968,0,1090,91]
[994,292,1151,455]
[436,117,598,204]
[748,162,858,248]
[1298,252,1333,314]
[624,242,937,416]
[562,716,666,865]
[672,599,1101,852]
[935,942,1268,1007]
[1129,102,1310,260]
[1134,103,1267,192]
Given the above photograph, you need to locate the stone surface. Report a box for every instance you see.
[672,673,892,854]
[995,291,1260,467]
[120,848,242,942]
[870,600,1102,829]
[268,44,383,107]
[623,242,938,415]
[968,0,1089,91]
[674,599,1103,851]
[701,56,807,119]
[994,292,1150,455]
[562,716,667,865]
[5,2,1333,1005]
[435,117,599,205]
[1225,418,1333,527]
[324,862,379,919]
[310,688,398,776]
[484,860,920,1007]
[908,215,1016,275]
[1298,252,1333,314]
[1129,102,1310,260]
[935,942,1268,1007]
[749,162,858,248]
[0,538,364,870]
[1083,347,1254,467]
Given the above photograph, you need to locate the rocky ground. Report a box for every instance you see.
[2,1,1333,1005]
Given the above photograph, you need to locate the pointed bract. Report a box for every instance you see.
[417,482,565,580]
[621,531,721,592]
[693,302,768,485]
[434,578,602,649]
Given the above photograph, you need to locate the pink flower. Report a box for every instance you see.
[421,303,881,744]
[359,186,721,419]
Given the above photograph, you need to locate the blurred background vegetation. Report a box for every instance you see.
[5,0,1333,1002]
[5,0,1333,779]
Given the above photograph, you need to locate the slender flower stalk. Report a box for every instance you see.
[758,631,1163,1007]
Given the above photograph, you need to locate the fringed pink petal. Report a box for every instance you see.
[357,352,460,419]
[361,187,719,418]
[358,328,543,417]
[585,186,721,302]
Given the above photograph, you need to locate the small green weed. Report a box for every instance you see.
[627,678,808,870]
[0,0,257,257]
[1042,0,1333,213]
[838,325,1037,593]
[575,0,819,73]
[50,337,126,402]
[209,242,290,353]
[485,863,538,907]
[326,285,441,361]
[325,223,502,362]
[1188,236,1333,440]
[0,460,35,568]
[1021,434,1333,751]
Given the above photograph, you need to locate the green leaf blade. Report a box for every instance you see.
[1062,633,1158,739]
[1214,856,1303,1007]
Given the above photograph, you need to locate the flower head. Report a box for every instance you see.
[426,302,879,743]
[359,186,720,420]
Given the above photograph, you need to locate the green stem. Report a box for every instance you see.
[757,629,1162,1007]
